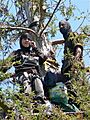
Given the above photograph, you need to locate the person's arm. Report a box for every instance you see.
[29,40,47,64]
[33,47,47,65]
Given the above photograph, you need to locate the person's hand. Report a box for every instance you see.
[74,47,82,60]
[29,41,36,48]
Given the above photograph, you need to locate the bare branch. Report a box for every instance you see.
[51,39,65,45]
[16,19,27,27]
[75,16,86,32]
[39,0,62,36]
[0,24,37,36]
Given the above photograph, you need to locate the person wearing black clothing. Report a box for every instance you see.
[59,20,84,108]
[2,33,47,101]
[59,20,84,79]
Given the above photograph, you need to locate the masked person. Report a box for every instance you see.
[59,20,84,81]
[59,20,85,107]
[1,33,48,102]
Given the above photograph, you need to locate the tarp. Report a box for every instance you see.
[49,82,79,112]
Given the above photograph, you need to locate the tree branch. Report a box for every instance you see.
[39,0,62,36]
[51,39,65,45]
[0,23,89,43]
[0,23,37,36]
[75,16,86,32]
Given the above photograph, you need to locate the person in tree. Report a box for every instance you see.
[1,32,48,103]
[43,41,67,99]
[59,20,84,81]
[43,47,60,98]
[59,20,85,107]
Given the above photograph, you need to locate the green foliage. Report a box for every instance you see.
[59,1,75,20]
[0,72,12,81]
[0,0,90,119]
[48,17,58,37]
[0,89,84,120]
[72,79,90,119]
[0,71,90,119]
[81,25,90,36]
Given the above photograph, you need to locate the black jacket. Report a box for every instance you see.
[6,47,47,75]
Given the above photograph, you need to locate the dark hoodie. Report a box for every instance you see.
[59,20,84,74]
[59,20,72,39]
[19,33,31,52]
[59,20,73,56]
[10,33,47,74]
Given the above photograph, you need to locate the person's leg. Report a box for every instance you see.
[18,72,32,94]
[23,80,32,94]
[34,77,45,98]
